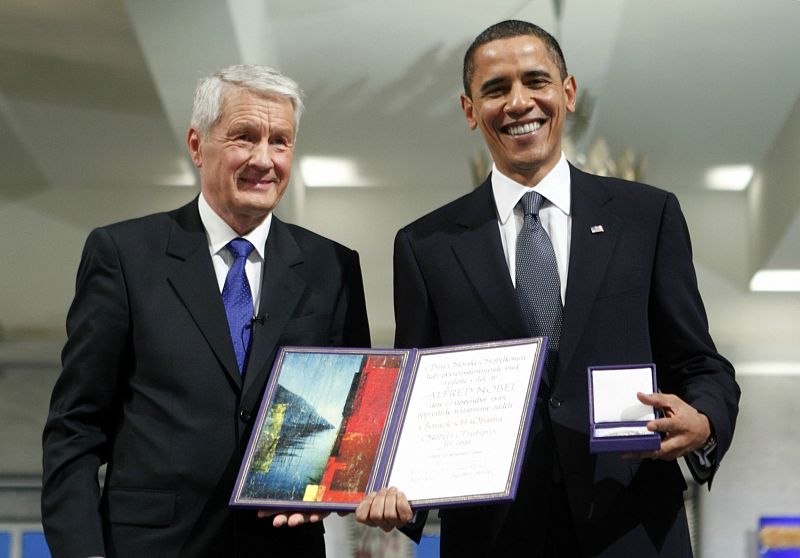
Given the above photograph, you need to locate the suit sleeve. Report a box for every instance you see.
[393,228,441,349]
[42,228,129,557]
[330,248,371,348]
[391,229,437,542]
[648,193,740,484]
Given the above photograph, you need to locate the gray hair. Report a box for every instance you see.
[190,64,305,135]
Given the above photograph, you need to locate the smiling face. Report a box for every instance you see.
[188,87,296,235]
[461,34,576,186]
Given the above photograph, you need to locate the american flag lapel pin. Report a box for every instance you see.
[590,225,605,234]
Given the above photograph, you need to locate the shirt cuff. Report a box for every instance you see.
[693,437,717,469]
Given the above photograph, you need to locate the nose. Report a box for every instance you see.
[505,82,534,116]
[249,140,275,171]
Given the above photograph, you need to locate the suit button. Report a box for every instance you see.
[239,409,251,422]
[549,397,562,409]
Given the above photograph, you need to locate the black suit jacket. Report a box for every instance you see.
[393,166,739,557]
[42,199,370,558]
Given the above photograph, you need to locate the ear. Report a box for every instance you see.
[563,75,578,113]
[460,94,479,130]
[187,128,203,168]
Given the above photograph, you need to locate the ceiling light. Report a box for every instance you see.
[300,156,370,188]
[705,165,754,191]
[749,269,800,292]
[735,361,800,376]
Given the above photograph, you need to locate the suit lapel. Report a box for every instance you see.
[451,179,529,341]
[242,218,306,398]
[166,200,242,388]
[558,167,621,376]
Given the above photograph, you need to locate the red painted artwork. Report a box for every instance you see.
[317,355,403,502]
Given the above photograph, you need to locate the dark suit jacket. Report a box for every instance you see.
[393,167,739,557]
[42,199,370,558]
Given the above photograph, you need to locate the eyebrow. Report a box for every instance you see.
[478,69,553,95]
[227,120,257,133]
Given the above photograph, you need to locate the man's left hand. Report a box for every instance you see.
[257,509,330,527]
[355,487,414,532]
[630,392,711,461]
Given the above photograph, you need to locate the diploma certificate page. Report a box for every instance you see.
[386,341,540,504]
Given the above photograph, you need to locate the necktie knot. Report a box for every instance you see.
[520,190,545,218]
[227,238,254,260]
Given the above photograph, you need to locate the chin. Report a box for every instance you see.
[247,200,279,215]
[242,188,283,205]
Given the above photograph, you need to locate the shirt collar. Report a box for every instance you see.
[492,153,572,225]
[197,193,271,259]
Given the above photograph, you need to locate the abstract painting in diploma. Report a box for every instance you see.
[236,350,405,505]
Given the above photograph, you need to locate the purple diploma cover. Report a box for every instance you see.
[230,337,547,511]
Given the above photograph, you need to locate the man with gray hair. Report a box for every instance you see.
[42,64,370,557]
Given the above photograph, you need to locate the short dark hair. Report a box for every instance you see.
[462,20,568,98]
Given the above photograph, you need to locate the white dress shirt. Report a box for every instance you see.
[197,193,271,315]
[492,153,572,303]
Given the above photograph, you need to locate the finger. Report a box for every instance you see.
[636,391,661,406]
[355,492,377,525]
[395,491,414,524]
[648,414,688,436]
[655,433,694,460]
[638,391,679,410]
[380,487,414,531]
[272,514,288,528]
[308,511,330,523]
[379,488,401,532]
[368,489,389,526]
[257,509,282,519]
[383,488,400,520]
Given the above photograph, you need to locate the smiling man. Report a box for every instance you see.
[460,28,575,188]
[42,65,370,558]
[365,20,740,557]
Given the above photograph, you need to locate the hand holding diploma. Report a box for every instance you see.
[355,487,414,532]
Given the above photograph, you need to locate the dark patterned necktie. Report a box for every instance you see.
[515,191,563,376]
[222,238,255,374]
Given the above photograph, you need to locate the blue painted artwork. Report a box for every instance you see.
[242,353,364,500]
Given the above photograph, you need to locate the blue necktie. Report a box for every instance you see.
[515,191,563,377]
[222,238,255,374]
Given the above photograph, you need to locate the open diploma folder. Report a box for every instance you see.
[230,338,547,511]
